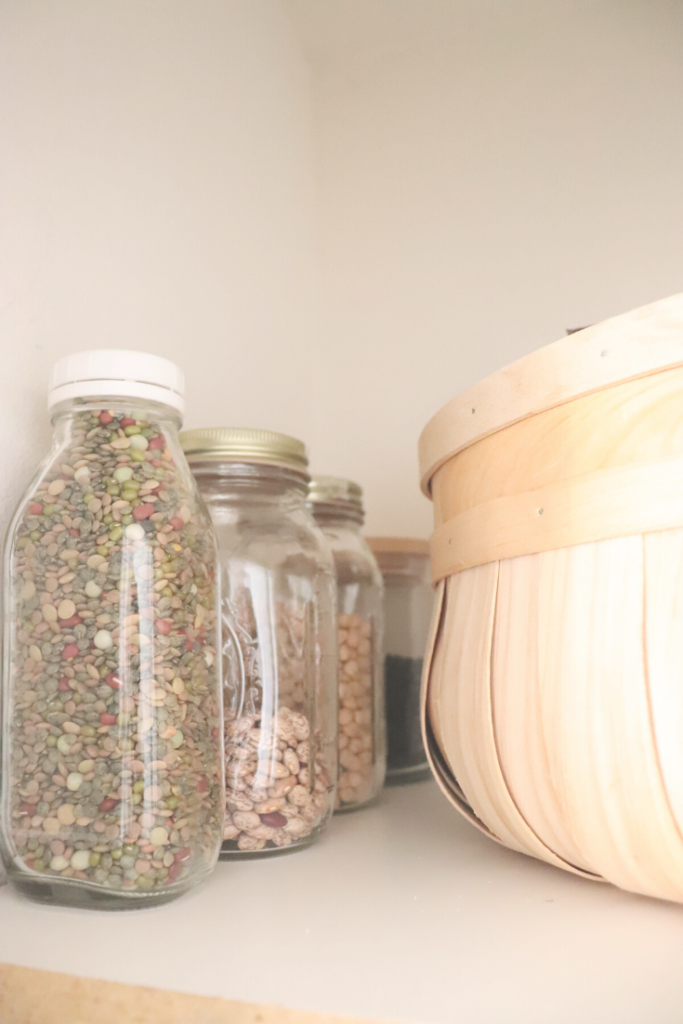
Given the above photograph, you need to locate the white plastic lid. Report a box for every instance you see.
[48,349,185,416]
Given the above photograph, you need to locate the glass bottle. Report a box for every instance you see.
[181,428,338,857]
[367,538,433,784]
[308,477,385,811]
[1,351,224,908]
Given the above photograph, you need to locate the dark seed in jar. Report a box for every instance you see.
[384,655,427,772]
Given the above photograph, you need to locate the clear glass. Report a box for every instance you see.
[377,551,433,784]
[189,462,338,857]
[1,397,224,909]
[311,508,385,811]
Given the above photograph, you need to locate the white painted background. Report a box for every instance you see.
[2,0,682,541]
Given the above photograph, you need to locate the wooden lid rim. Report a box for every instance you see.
[419,293,683,495]
[366,536,429,556]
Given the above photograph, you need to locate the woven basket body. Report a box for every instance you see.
[419,293,683,900]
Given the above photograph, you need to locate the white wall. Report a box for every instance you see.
[2,0,683,541]
[0,0,321,537]
[295,0,683,535]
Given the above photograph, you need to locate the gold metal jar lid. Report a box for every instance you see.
[307,475,365,521]
[180,427,309,474]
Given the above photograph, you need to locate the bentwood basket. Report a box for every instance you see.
[419,293,683,901]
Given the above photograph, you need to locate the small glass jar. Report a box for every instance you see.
[181,428,338,857]
[308,477,385,811]
[367,538,433,785]
[1,351,224,909]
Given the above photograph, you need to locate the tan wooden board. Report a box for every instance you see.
[0,964,400,1024]
[419,292,683,493]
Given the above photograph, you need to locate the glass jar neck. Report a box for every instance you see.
[310,504,364,530]
[190,461,309,505]
[50,395,182,434]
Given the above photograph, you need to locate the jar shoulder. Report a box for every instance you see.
[321,529,383,589]
[209,506,334,571]
[5,432,212,560]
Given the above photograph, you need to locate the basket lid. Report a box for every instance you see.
[419,293,683,494]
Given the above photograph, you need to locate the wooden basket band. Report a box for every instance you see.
[430,453,683,582]
[419,293,683,493]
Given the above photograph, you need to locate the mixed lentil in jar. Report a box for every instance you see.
[1,352,224,907]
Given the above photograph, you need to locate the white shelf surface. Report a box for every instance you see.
[2,779,683,1023]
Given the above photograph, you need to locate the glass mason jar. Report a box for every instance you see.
[367,538,433,785]
[180,428,338,857]
[308,477,385,811]
[1,351,224,909]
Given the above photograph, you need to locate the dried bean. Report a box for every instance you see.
[218,593,332,856]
